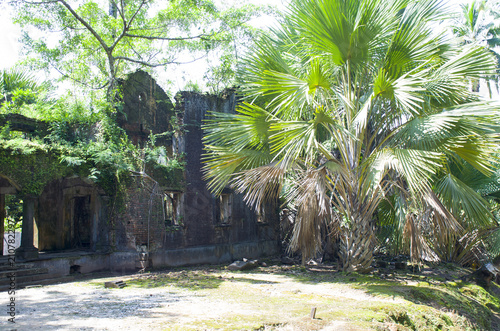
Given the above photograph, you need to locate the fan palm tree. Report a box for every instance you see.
[452,0,500,93]
[0,68,41,105]
[203,0,500,271]
[453,0,499,45]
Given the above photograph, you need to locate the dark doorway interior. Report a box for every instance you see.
[73,196,91,249]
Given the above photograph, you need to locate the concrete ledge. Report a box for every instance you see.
[150,240,279,268]
[29,253,111,277]
[109,252,137,273]
[4,240,279,281]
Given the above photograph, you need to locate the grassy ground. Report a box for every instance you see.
[80,261,500,330]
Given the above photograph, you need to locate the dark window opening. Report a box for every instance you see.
[164,192,182,227]
[138,92,147,103]
[70,265,81,274]
[218,194,232,224]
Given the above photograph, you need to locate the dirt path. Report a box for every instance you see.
[1,269,405,331]
[0,264,484,330]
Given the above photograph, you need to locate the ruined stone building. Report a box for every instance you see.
[0,71,280,286]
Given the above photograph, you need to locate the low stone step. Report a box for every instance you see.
[0,263,35,272]
[20,275,76,289]
[0,267,49,279]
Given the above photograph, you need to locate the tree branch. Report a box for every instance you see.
[56,0,110,52]
[52,66,109,90]
[109,0,149,51]
[19,0,59,4]
[109,0,126,25]
[124,32,213,41]
[126,0,149,30]
[114,55,206,67]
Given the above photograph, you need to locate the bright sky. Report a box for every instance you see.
[1,0,496,99]
[0,0,469,69]
[0,0,285,93]
[0,2,21,70]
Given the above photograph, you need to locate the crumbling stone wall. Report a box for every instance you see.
[116,177,173,252]
[115,86,280,262]
[117,70,175,147]
[174,91,280,249]
[1,69,280,271]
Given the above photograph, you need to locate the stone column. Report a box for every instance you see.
[16,195,38,259]
[0,194,4,255]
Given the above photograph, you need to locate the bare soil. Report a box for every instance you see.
[0,263,495,330]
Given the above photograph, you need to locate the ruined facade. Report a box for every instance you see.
[0,71,280,283]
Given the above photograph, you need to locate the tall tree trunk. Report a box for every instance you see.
[340,211,376,272]
[107,55,117,101]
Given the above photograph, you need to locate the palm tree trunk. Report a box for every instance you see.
[340,211,376,272]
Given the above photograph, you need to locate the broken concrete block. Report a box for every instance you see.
[227,260,259,271]
[281,256,295,265]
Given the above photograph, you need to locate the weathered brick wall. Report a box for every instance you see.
[116,178,170,251]
[176,91,280,249]
[114,86,280,258]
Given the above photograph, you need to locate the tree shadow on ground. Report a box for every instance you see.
[125,269,279,290]
[363,282,494,329]
[13,285,183,330]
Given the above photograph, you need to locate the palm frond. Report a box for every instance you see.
[288,167,334,263]
[383,0,447,79]
[364,147,444,195]
[435,173,495,228]
[231,163,285,212]
[388,104,500,175]
[203,107,275,194]
[1,68,40,94]
[258,70,314,119]
[203,104,272,153]
[424,45,497,105]
[203,147,273,195]
[404,213,440,263]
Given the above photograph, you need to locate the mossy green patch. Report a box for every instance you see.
[77,264,500,330]
[127,271,224,290]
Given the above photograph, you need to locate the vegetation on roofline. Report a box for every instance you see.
[0,68,185,197]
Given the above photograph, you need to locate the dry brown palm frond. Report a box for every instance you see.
[289,167,332,217]
[289,206,323,264]
[403,213,440,264]
[421,189,463,261]
[288,167,334,263]
[423,189,462,234]
[231,163,285,212]
[326,211,342,239]
[453,230,486,266]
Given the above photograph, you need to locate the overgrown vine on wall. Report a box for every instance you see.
[0,91,185,200]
